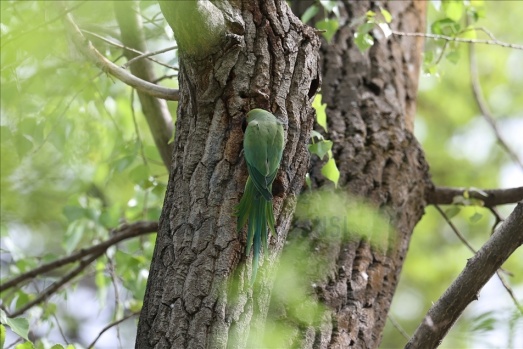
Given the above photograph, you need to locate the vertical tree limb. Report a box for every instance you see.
[114,1,175,169]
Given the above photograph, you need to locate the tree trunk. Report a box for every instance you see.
[136,1,320,348]
[283,1,431,348]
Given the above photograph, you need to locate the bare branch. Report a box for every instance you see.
[122,45,178,69]
[1,221,158,292]
[434,205,476,254]
[428,186,523,207]
[61,9,179,101]
[391,30,523,50]
[87,311,139,349]
[468,40,523,170]
[405,202,523,349]
[9,251,102,318]
[81,29,179,71]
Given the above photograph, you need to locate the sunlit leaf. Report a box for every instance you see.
[316,19,339,43]
[445,206,461,219]
[0,310,30,342]
[442,0,464,22]
[312,94,328,132]
[321,157,340,188]
[380,7,393,23]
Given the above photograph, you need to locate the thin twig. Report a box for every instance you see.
[468,39,523,171]
[61,9,179,101]
[387,314,410,340]
[106,252,123,347]
[435,205,520,323]
[87,311,139,349]
[434,205,476,254]
[82,30,178,71]
[1,221,158,292]
[495,270,523,316]
[488,207,504,234]
[10,252,103,318]
[391,30,523,50]
[130,90,148,166]
[122,45,178,69]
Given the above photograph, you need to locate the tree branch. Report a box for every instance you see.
[114,1,175,169]
[122,44,178,69]
[468,38,523,171]
[391,30,523,50]
[87,311,139,349]
[61,8,179,101]
[81,29,179,71]
[0,221,158,292]
[405,202,523,349]
[9,251,102,318]
[428,186,523,207]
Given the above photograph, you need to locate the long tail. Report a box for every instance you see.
[236,177,276,282]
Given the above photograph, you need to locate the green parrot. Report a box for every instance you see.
[236,108,285,281]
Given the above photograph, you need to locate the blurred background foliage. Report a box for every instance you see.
[0,1,521,348]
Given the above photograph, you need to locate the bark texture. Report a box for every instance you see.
[283,1,431,348]
[136,1,320,348]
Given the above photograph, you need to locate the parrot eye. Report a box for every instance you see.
[241,117,247,133]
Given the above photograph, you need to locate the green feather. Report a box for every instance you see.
[236,108,284,282]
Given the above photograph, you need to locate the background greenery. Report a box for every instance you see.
[0,1,521,348]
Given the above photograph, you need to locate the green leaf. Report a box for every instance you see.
[445,49,460,64]
[14,342,34,349]
[301,4,319,24]
[380,7,392,23]
[471,311,496,332]
[129,164,150,186]
[0,310,30,342]
[445,206,461,219]
[308,140,333,160]
[14,134,33,158]
[0,324,5,349]
[470,212,482,223]
[113,155,135,172]
[305,173,312,189]
[442,0,464,22]
[321,158,340,188]
[431,18,461,36]
[50,345,65,349]
[354,32,374,52]
[63,205,87,222]
[312,94,328,132]
[316,19,339,43]
[64,219,87,254]
[310,130,324,142]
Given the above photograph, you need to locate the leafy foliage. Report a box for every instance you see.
[0,0,521,348]
[1,1,174,347]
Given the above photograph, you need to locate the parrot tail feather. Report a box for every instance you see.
[236,177,276,283]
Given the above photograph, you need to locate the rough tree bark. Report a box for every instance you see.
[283,1,431,348]
[136,1,320,348]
